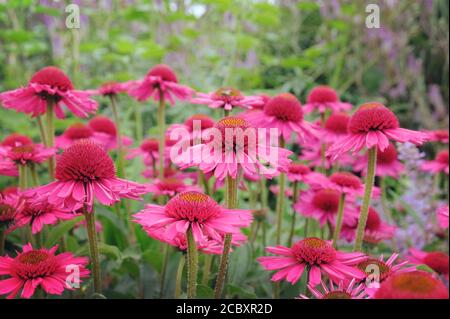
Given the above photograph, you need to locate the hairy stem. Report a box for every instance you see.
[157,90,166,180]
[186,227,198,299]
[84,207,102,294]
[288,181,299,247]
[175,254,186,299]
[275,138,286,244]
[46,100,55,179]
[332,193,346,248]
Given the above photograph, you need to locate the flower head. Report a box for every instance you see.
[177,116,292,181]
[128,64,193,105]
[243,93,317,142]
[437,205,449,229]
[23,140,147,212]
[354,143,404,177]
[191,87,264,111]
[407,249,449,279]
[286,162,311,182]
[320,112,351,143]
[133,191,252,247]
[146,178,201,197]
[127,138,160,166]
[0,66,98,118]
[374,271,448,299]
[2,133,33,147]
[88,116,133,151]
[257,237,367,286]
[0,143,55,166]
[303,86,352,114]
[56,123,94,149]
[327,102,428,160]
[298,279,369,299]
[0,243,89,299]
[0,193,23,233]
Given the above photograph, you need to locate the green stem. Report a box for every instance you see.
[18,164,28,190]
[354,147,377,251]
[275,138,286,245]
[84,207,102,294]
[46,100,55,179]
[186,227,198,299]
[201,254,213,285]
[29,164,40,186]
[214,175,237,299]
[109,95,125,178]
[288,181,299,247]
[157,90,166,180]
[319,112,327,173]
[135,102,143,143]
[332,193,346,248]
[159,243,169,298]
[36,115,47,146]
[175,253,186,299]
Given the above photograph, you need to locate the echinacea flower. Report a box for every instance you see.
[146,178,201,197]
[167,113,215,144]
[303,86,352,114]
[93,81,136,97]
[0,66,98,118]
[15,199,75,234]
[177,116,292,181]
[294,188,357,227]
[88,116,133,151]
[243,93,317,142]
[0,243,89,299]
[127,138,161,167]
[320,112,351,143]
[341,206,395,243]
[437,205,449,229]
[23,140,147,212]
[300,142,355,169]
[356,253,416,297]
[286,162,311,183]
[191,87,264,111]
[327,102,428,160]
[257,237,367,286]
[133,191,253,247]
[0,143,55,166]
[1,133,33,147]
[128,64,193,105]
[354,143,404,177]
[0,193,23,233]
[55,123,95,149]
[374,271,448,299]
[0,157,18,177]
[421,150,449,175]
[407,249,449,279]
[298,278,369,299]
[307,171,364,196]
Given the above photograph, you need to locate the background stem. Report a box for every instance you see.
[332,193,346,248]
[186,227,198,299]
[84,208,102,294]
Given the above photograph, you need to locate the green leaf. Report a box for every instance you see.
[226,284,257,299]
[416,264,436,274]
[77,243,123,261]
[196,284,215,299]
[45,217,83,247]
[34,5,60,17]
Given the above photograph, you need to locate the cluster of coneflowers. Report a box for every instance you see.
[0,64,448,300]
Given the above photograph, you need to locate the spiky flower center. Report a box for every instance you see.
[436,150,449,165]
[325,113,350,134]
[377,143,397,164]
[2,134,33,147]
[157,178,185,192]
[15,250,58,280]
[55,140,116,182]
[264,93,303,122]
[184,114,215,131]
[357,259,390,281]
[365,207,381,231]
[30,66,73,91]
[323,291,352,299]
[147,64,178,83]
[312,189,340,213]
[423,252,449,275]
[292,237,336,265]
[213,87,242,103]
[348,102,399,134]
[140,139,159,153]
[65,123,94,140]
[391,272,437,294]
[307,86,339,104]
[89,116,117,136]
[330,172,361,189]
[165,191,221,223]
[288,163,311,175]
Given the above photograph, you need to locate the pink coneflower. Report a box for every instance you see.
[88,115,133,151]
[437,205,449,229]
[191,87,264,111]
[286,162,311,182]
[421,150,449,175]
[320,112,351,143]
[407,249,449,279]
[168,114,216,144]
[341,206,395,244]
[1,133,33,147]
[93,81,135,97]
[0,143,55,166]
[269,184,294,198]
[327,102,428,160]
[374,271,448,299]
[0,193,22,233]
[298,279,369,299]
[354,143,404,177]
[0,66,97,118]
[146,178,202,197]
[15,199,74,234]
[257,237,366,286]
[23,140,147,212]
[0,243,89,299]
[134,191,252,250]
[178,116,292,181]
[294,189,357,226]
[426,129,449,143]
[307,171,364,196]
[128,64,193,105]
[55,123,94,149]
[127,138,160,167]
[303,86,352,114]
[244,93,317,142]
